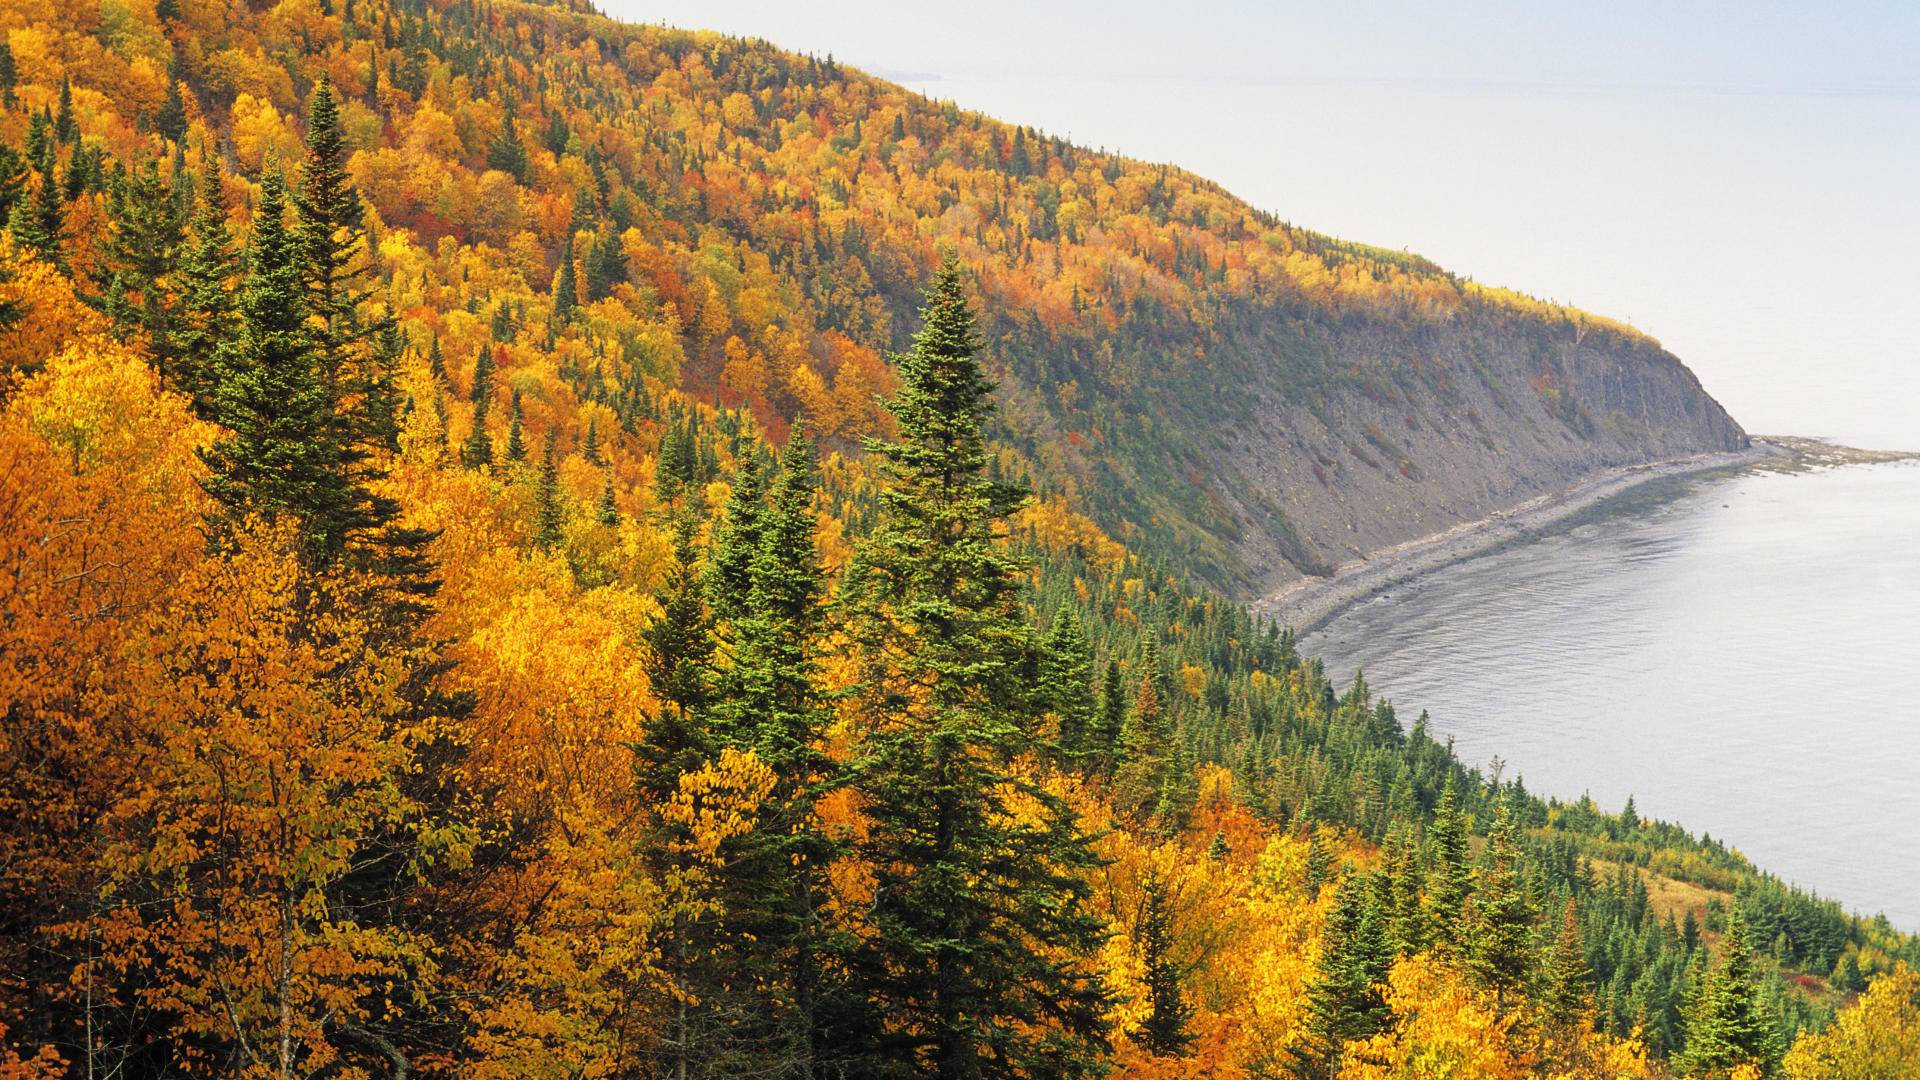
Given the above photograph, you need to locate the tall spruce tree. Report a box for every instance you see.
[1089,657,1126,774]
[9,136,64,268]
[200,169,354,565]
[551,235,578,320]
[1677,911,1780,1077]
[174,157,239,413]
[1302,872,1393,1076]
[1134,873,1195,1057]
[705,451,767,625]
[463,348,495,469]
[96,158,185,378]
[532,430,563,550]
[1468,793,1537,1007]
[715,427,854,1074]
[1424,774,1475,956]
[1542,897,1592,1029]
[844,258,1110,1078]
[1038,610,1096,763]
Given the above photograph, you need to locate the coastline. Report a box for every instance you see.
[1251,440,1798,635]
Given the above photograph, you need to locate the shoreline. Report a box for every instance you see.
[1250,438,1822,635]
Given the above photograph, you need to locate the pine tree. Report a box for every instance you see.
[715,426,853,1072]
[9,140,64,268]
[1677,911,1780,1077]
[485,107,529,181]
[705,451,767,624]
[1089,657,1126,774]
[174,158,240,413]
[631,518,722,1077]
[844,258,1110,1077]
[1383,823,1429,956]
[1303,873,1392,1075]
[1134,872,1195,1057]
[463,349,495,469]
[427,335,447,382]
[0,41,14,108]
[53,77,75,144]
[295,77,383,428]
[532,430,563,550]
[551,236,578,320]
[1038,609,1095,762]
[1425,774,1475,956]
[1542,897,1592,1029]
[1468,794,1537,1007]
[654,407,696,505]
[96,158,186,378]
[200,169,354,566]
[504,388,526,462]
[155,80,188,145]
[596,471,620,527]
[582,416,602,464]
[585,224,625,301]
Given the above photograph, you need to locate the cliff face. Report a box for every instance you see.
[1200,308,1749,596]
[955,284,1747,598]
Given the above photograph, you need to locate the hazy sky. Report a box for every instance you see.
[602,2,1920,449]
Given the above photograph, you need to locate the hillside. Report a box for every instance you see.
[0,2,1908,1078]
[13,0,1742,594]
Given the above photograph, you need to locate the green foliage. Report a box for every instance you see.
[844,260,1111,1077]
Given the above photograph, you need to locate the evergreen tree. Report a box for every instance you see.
[0,145,26,227]
[1116,640,1173,818]
[551,236,578,320]
[584,224,625,301]
[96,158,186,379]
[1383,823,1429,955]
[1468,794,1537,1007]
[532,430,563,550]
[844,258,1111,1077]
[427,334,447,382]
[631,518,722,1077]
[1038,609,1095,761]
[200,170,354,565]
[463,349,495,469]
[596,470,620,527]
[295,77,385,431]
[9,142,64,268]
[1303,873,1392,1076]
[1543,897,1592,1029]
[1134,872,1195,1057]
[155,80,188,145]
[1678,911,1781,1077]
[717,426,854,1073]
[1089,657,1126,774]
[1424,775,1475,956]
[174,158,240,413]
[504,388,526,462]
[53,77,75,145]
[486,107,530,181]
[0,41,14,108]
[705,451,766,624]
[582,416,602,464]
[654,407,696,505]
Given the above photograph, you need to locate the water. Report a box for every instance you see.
[1302,461,1920,929]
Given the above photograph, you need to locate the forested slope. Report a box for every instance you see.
[6,0,1743,593]
[0,1,1905,1078]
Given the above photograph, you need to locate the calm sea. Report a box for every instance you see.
[1302,461,1920,929]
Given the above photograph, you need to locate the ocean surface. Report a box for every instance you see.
[1302,460,1920,929]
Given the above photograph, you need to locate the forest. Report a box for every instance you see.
[0,0,1916,1077]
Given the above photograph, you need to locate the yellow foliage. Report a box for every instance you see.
[1782,963,1920,1079]
[1340,953,1526,1080]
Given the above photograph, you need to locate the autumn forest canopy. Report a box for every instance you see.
[0,0,1915,1077]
